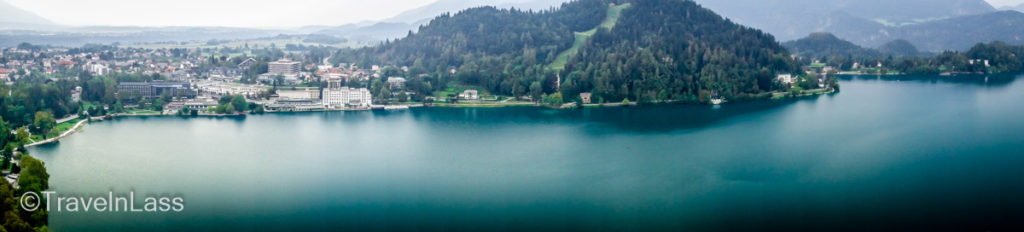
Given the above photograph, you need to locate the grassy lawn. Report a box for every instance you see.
[547,3,631,71]
[772,88,833,99]
[125,109,161,115]
[82,101,101,110]
[53,119,82,133]
[431,102,536,108]
[433,83,491,101]
[25,119,84,142]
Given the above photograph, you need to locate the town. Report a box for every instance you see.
[0,43,472,116]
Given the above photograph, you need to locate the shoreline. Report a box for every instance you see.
[25,119,88,148]
[22,89,838,146]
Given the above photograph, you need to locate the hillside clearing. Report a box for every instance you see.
[547,3,631,71]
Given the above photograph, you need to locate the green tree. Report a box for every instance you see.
[153,98,166,111]
[379,87,392,104]
[1,177,28,218]
[32,112,56,138]
[219,95,234,105]
[114,101,124,113]
[16,154,49,195]
[542,92,564,106]
[529,81,543,102]
[14,127,29,146]
[231,95,249,112]
[250,104,264,114]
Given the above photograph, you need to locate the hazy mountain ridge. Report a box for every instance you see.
[312,0,570,44]
[999,3,1024,12]
[783,32,932,62]
[833,10,1024,51]
[694,0,995,41]
[0,0,54,30]
[0,27,283,47]
[384,0,569,24]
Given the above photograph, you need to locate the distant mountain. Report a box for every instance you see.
[785,34,926,60]
[0,27,283,47]
[702,0,1024,52]
[878,39,922,57]
[384,0,568,24]
[0,0,54,29]
[834,10,1024,51]
[694,0,995,41]
[314,0,570,44]
[314,21,427,43]
[1000,3,1024,12]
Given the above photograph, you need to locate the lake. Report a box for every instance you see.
[29,74,1024,231]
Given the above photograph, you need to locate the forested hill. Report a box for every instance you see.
[335,0,798,104]
[783,33,877,59]
[782,32,882,69]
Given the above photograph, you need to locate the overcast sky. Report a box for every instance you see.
[7,0,437,28]
[7,0,1024,28]
[988,0,1024,7]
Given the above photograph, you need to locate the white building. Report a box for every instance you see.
[89,63,110,76]
[777,74,794,85]
[459,89,479,100]
[268,59,300,75]
[322,79,373,108]
[71,86,82,102]
[387,77,406,90]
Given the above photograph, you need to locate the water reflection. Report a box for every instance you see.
[27,75,1024,231]
[402,99,821,134]
[839,73,1019,87]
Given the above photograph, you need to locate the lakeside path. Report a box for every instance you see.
[18,88,835,147]
[56,115,78,124]
[26,119,88,148]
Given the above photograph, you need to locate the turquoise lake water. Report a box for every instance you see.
[29,75,1024,231]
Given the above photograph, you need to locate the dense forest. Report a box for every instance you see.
[783,32,883,70]
[877,40,922,57]
[565,0,798,103]
[333,0,799,104]
[783,32,1024,75]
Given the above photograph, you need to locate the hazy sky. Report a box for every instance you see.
[7,0,437,28]
[988,0,1024,7]
[7,0,1024,28]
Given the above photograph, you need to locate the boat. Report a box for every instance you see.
[710,91,725,105]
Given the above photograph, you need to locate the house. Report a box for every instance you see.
[89,63,110,75]
[459,90,479,100]
[238,58,256,69]
[71,86,82,102]
[777,74,794,85]
[579,92,592,104]
[387,77,406,90]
